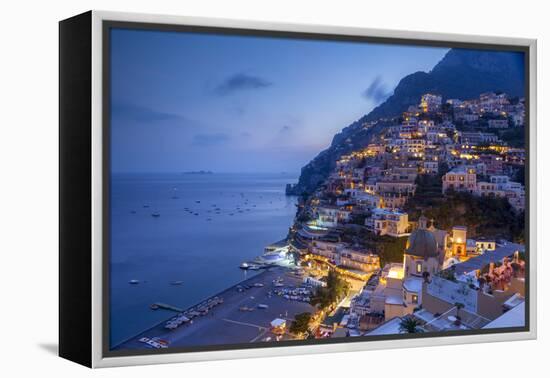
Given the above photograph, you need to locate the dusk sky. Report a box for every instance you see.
[110,28,449,174]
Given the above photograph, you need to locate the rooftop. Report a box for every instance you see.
[406,228,439,259]
[451,242,524,275]
[447,166,475,174]
[482,302,525,329]
[366,317,402,336]
[372,207,406,216]
[270,318,286,328]
[403,277,423,293]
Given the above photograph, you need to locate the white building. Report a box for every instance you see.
[442,166,477,193]
[365,208,409,237]
[475,175,525,211]
[488,119,509,129]
[420,94,442,113]
[460,131,499,145]
[316,206,351,228]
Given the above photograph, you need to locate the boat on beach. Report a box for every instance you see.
[240,262,262,270]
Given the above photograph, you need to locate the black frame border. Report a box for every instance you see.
[59,10,93,368]
[101,19,531,359]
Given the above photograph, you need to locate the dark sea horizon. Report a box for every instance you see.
[109,172,298,347]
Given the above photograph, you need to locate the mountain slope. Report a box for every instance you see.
[287,48,525,196]
[365,48,525,121]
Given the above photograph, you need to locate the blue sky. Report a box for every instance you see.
[110,28,448,174]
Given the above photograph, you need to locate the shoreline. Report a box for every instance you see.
[110,172,299,348]
[112,264,305,350]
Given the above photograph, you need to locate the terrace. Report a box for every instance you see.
[415,305,491,332]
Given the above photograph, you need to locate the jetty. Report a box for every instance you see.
[150,302,184,312]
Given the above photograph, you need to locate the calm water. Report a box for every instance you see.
[109,173,297,347]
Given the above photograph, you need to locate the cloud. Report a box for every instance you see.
[279,125,291,133]
[362,76,392,103]
[192,133,230,146]
[215,73,272,96]
[111,102,183,123]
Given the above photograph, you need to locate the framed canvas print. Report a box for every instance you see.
[59,10,537,368]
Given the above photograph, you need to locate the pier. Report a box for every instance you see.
[150,302,184,312]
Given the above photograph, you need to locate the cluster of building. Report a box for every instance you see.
[287,91,526,338]
[442,168,525,211]
[297,92,525,242]
[351,216,525,335]
[451,91,526,127]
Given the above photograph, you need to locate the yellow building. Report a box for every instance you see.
[450,226,468,258]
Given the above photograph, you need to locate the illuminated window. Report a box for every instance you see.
[416,262,422,274]
[412,295,418,304]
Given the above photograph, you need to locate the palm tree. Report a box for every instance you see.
[399,317,423,334]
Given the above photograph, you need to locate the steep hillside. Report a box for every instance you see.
[286,48,525,196]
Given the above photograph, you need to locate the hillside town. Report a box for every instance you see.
[118,91,527,350]
[283,91,526,338]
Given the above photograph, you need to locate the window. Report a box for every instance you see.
[412,295,418,304]
[416,262,422,274]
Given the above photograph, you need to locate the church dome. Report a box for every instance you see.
[405,216,438,259]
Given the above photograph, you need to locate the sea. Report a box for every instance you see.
[109,172,298,347]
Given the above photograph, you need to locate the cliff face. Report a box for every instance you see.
[286,48,525,196]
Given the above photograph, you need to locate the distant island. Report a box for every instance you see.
[183,170,214,175]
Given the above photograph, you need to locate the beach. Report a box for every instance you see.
[114,267,315,350]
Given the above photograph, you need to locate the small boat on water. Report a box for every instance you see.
[129,279,140,284]
[151,213,160,218]
[170,280,183,285]
[150,303,159,310]
[240,262,250,270]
